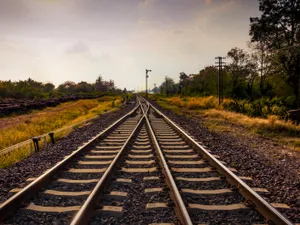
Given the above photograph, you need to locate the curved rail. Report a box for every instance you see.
[140,95,293,225]
[0,103,141,221]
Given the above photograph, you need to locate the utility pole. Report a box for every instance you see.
[154,83,156,94]
[215,57,226,105]
[146,69,152,97]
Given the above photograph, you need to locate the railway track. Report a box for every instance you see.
[0,96,294,224]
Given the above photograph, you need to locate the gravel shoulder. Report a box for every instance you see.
[149,99,300,223]
[0,101,136,204]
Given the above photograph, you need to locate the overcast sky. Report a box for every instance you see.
[0,0,261,91]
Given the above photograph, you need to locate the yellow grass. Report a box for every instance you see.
[0,96,121,168]
[154,96,300,151]
[0,146,31,168]
[165,96,231,110]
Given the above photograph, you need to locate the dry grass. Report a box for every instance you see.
[165,96,231,110]
[0,146,31,168]
[0,96,121,168]
[155,96,300,151]
[0,96,120,150]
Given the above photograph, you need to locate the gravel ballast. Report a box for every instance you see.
[149,99,300,223]
[90,125,180,225]
[0,101,136,205]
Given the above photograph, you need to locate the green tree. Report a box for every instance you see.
[43,83,55,92]
[226,47,251,98]
[248,41,273,95]
[250,0,300,106]
[159,77,177,95]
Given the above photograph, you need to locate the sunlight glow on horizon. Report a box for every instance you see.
[0,0,261,90]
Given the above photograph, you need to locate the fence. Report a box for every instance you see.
[0,114,100,156]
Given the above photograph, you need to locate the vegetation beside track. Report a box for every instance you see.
[149,95,300,151]
[0,96,122,168]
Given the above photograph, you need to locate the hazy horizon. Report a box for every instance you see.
[0,0,261,91]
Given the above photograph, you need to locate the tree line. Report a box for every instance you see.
[0,76,121,100]
[155,0,300,110]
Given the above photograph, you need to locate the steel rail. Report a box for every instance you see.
[70,108,145,225]
[0,103,140,221]
[142,102,193,225]
[142,96,293,225]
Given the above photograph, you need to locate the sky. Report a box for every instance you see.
[0,0,261,91]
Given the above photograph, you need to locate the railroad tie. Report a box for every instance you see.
[168,160,204,165]
[43,190,90,197]
[126,160,155,165]
[90,150,119,153]
[128,154,153,159]
[120,167,157,173]
[163,149,194,153]
[171,167,213,173]
[176,177,220,182]
[181,188,233,195]
[130,149,152,153]
[166,154,198,159]
[144,188,163,193]
[77,160,112,165]
[105,191,128,200]
[95,206,124,218]
[56,178,98,184]
[188,203,248,211]
[114,178,132,183]
[68,168,107,173]
[143,176,160,180]
[146,202,169,209]
[84,155,116,159]
[22,205,81,213]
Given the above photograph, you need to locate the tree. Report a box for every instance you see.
[248,41,273,95]
[250,0,300,106]
[159,77,177,95]
[199,66,219,96]
[43,83,55,92]
[244,59,258,99]
[76,81,94,93]
[179,72,189,94]
[95,75,105,92]
[57,81,76,94]
[226,47,251,97]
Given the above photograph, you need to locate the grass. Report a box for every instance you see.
[0,96,121,168]
[150,95,300,151]
[159,96,231,110]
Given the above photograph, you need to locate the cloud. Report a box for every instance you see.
[173,30,184,35]
[205,0,212,5]
[66,42,89,54]
[196,0,236,31]
[0,42,16,52]
[138,0,160,10]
